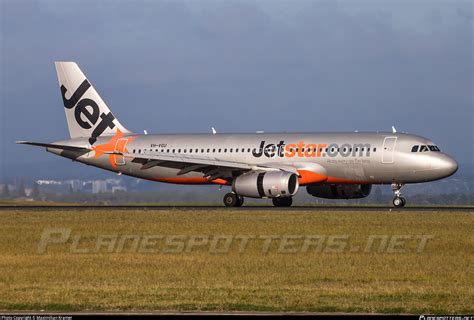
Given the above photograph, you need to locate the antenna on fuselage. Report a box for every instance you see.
[392,126,397,134]
[211,127,217,135]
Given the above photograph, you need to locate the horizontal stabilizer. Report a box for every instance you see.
[16,141,91,152]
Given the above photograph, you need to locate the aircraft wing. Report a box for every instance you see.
[112,151,296,182]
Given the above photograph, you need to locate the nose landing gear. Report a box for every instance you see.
[391,183,406,208]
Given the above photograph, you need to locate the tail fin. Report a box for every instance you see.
[54,61,131,144]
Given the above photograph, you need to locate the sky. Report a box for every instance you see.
[0,0,473,180]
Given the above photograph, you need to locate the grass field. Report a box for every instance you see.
[0,208,472,314]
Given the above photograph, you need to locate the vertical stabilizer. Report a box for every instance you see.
[54,61,131,144]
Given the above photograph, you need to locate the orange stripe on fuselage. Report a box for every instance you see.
[297,170,370,186]
[151,173,368,187]
[297,170,327,185]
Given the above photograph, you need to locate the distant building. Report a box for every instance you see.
[92,180,108,194]
[111,186,127,193]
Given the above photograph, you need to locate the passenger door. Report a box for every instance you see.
[382,137,397,164]
[114,138,128,166]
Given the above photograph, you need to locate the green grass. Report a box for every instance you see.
[0,209,472,313]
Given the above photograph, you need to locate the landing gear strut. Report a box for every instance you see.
[223,193,244,207]
[272,197,293,207]
[391,183,406,208]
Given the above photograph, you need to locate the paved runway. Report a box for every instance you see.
[0,205,472,212]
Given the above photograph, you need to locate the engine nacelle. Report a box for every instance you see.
[233,171,299,198]
[306,184,372,199]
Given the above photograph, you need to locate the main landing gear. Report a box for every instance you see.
[223,193,244,207]
[272,197,293,207]
[223,193,293,207]
[391,183,406,208]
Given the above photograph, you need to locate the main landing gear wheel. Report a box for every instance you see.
[391,183,406,208]
[237,195,244,206]
[223,193,243,207]
[272,197,293,207]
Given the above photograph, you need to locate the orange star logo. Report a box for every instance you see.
[92,129,136,170]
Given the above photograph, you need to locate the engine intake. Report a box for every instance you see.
[306,184,372,199]
[233,171,299,198]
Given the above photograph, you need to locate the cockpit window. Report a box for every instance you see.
[412,144,440,153]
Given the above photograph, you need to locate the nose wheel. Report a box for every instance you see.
[391,183,406,208]
[223,193,244,207]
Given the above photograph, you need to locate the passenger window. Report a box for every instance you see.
[247,148,250,152]
[373,148,376,152]
[411,145,419,152]
[230,148,233,152]
[133,149,136,153]
[218,149,221,152]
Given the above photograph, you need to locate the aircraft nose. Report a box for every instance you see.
[436,154,458,178]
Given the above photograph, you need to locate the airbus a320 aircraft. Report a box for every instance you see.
[18,62,458,207]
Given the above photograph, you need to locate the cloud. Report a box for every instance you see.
[0,0,472,179]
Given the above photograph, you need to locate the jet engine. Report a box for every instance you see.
[306,184,372,199]
[233,171,299,198]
